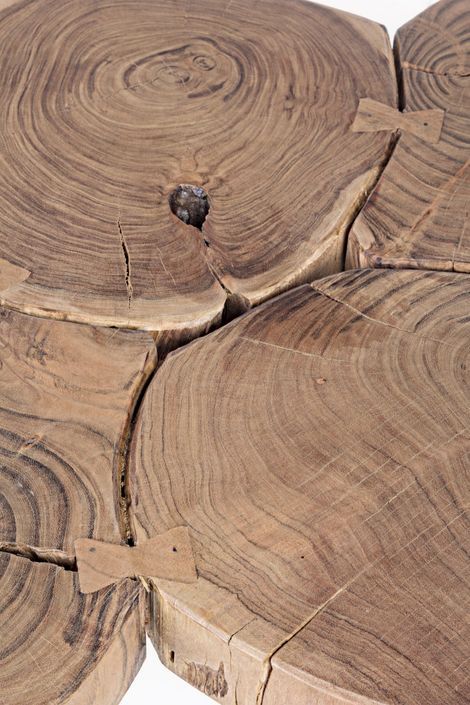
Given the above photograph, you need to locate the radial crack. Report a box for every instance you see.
[401,61,470,78]
[0,541,76,571]
[255,574,371,705]
[310,283,455,347]
[200,225,250,322]
[118,218,133,308]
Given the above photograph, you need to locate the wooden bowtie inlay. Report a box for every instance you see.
[75,527,197,594]
[352,97,445,143]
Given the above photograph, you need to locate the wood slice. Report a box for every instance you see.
[0,308,156,551]
[0,552,144,705]
[347,0,470,272]
[0,310,155,704]
[130,269,470,705]
[0,0,395,332]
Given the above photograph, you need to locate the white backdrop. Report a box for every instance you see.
[122,1,435,703]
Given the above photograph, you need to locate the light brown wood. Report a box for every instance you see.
[347,0,470,272]
[0,308,156,552]
[0,309,155,703]
[0,0,396,332]
[352,97,444,144]
[1,2,468,704]
[130,269,470,705]
[0,552,145,705]
[75,528,197,594]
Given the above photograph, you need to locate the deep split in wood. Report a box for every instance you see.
[0,1,468,704]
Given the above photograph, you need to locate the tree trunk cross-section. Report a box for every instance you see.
[0,0,396,332]
[0,1,468,705]
[0,309,156,703]
[130,269,470,705]
[347,0,470,272]
[1,553,145,705]
[0,309,156,551]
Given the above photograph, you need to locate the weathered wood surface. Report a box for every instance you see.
[0,1,469,704]
[0,308,156,550]
[0,310,155,703]
[0,0,395,331]
[348,0,470,271]
[130,269,470,705]
[0,553,144,705]
[75,528,198,594]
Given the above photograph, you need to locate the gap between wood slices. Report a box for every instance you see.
[0,0,468,704]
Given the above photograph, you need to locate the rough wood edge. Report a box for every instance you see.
[66,588,146,705]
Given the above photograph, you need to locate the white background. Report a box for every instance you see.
[122,1,435,703]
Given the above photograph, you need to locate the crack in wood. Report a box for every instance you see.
[401,61,470,78]
[227,617,257,705]
[400,158,470,273]
[117,218,133,309]
[255,578,364,705]
[239,335,353,364]
[0,541,77,571]
[116,343,159,546]
[256,478,470,705]
[198,223,251,323]
[341,133,401,270]
[310,283,456,348]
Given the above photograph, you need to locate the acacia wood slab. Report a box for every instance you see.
[0,553,144,705]
[130,269,470,705]
[347,0,470,272]
[0,1,468,704]
[0,0,395,332]
[0,308,156,550]
[0,310,155,703]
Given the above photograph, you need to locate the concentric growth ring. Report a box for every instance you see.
[0,0,396,331]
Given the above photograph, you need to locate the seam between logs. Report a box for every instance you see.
[340,131,401,270]
[340,29,403,269]
[116,342,159,546]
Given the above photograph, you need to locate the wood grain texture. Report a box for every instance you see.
[0,0,395,330]
[75,528,197,594]
[130,269,470,705]
[0,552,145,705]
[351,97,444,144]
[0,310,155,704]
[347,0,470,272]
[0,307,156,553]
